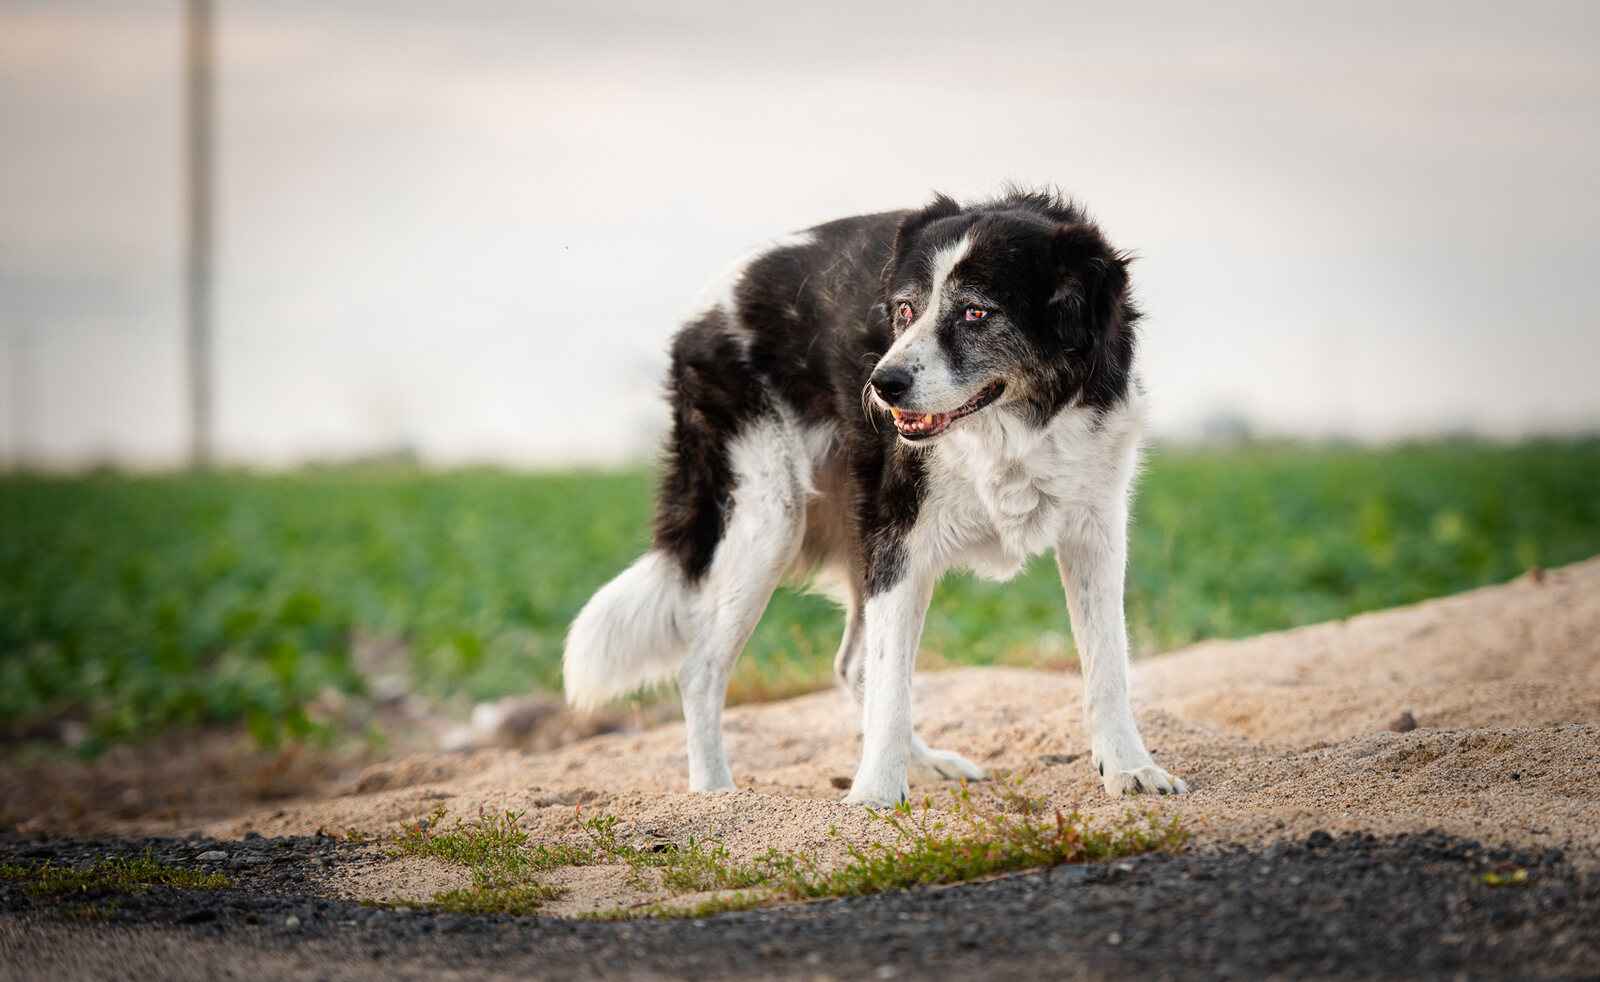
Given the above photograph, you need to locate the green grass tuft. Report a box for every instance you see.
[771,792,1186,900]
[577,813,770,893]
[388,806,598,913]
[0,852,232,897]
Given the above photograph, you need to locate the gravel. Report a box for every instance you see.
[2,830,1597,980]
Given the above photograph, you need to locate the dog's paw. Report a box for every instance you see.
[687,761,736,794]
[909,735,988,783]
[1097,762,1187,797]
[842,766,909,808]
[1092,729,1188,797]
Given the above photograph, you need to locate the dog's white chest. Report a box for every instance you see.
[920,416,1093,580]
[962,451,1069,577]
[909,399,1143,582]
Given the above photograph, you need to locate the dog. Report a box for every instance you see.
[563,188,1187,805]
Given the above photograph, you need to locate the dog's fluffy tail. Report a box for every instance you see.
[563,551,691,710]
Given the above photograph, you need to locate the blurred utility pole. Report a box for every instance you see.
[184,0,216,468]
[5,328,27,471]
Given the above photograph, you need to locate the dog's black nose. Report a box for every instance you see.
[870,365,913,403]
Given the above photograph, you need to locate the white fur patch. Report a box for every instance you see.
[562,551,687,710]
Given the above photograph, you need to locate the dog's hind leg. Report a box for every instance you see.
[832,592,866,701]
[676,415,809,792]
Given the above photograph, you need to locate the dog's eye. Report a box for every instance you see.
[893,302,914,327]
[964,307,990,322]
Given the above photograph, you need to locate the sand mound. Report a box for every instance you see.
[185,558,1600,909]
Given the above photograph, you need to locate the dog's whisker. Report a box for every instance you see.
[860,380,880,433]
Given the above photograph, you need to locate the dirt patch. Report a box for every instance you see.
[329,852,471,906]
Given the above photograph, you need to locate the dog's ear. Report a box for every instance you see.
[881,193,962,295]
[1050,222,1130,344]
[1051,222,1136,409]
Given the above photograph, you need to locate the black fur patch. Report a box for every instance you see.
[653,308,773,581]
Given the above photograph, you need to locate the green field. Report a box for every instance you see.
[3,440,1597,752]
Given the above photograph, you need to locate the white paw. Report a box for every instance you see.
[909,735,988,783]
[687,761,735,793]
[1092,729,1188,797]
[1098,762,1187,797]
[842,765,908,808]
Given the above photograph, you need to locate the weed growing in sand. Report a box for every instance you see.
[388,806,598,914]
[578,813,769,893]
[395,805,600,873]
[766,789,1187,900]
[0,852,231,898]
[579,785,1189,919]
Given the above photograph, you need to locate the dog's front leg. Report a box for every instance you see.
[1057,509,1188,797]
[844,573,936,807]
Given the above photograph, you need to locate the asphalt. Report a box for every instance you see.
[2,831,1597,980]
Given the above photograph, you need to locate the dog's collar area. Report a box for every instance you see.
[889,381,1006,440]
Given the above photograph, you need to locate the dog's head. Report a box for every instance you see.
[869,192,1136,442]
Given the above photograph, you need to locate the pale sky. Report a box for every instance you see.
[3,1,1597,467]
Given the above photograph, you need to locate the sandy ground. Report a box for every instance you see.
[112,555,1588,915]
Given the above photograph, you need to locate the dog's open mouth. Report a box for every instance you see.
[888,381,1005,441]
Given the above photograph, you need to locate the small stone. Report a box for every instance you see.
[195,850,228,862]
[284,915,301,929]
[1107,931,1123,946]
[1306,830,1334,848]
[1388,711,1418,733]
[873,966,897,980]
[829,776,852,790]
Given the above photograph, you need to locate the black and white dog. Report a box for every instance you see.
[564,189,1187,805]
